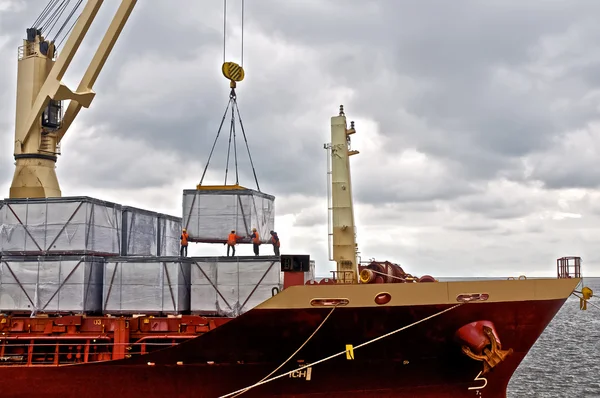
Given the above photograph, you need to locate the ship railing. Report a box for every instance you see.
[330,270,355,284]
[0,335,194,366]
[17,43,36,60]
[557,256,582,279]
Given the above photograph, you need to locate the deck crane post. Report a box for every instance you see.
[326,105,360,284]
[9,0,137,199]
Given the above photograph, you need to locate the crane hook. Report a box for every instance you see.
[222,61,245,88]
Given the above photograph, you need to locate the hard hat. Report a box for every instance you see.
[252,228,257,231]
[182,228,187,232]
[231,230,235,233]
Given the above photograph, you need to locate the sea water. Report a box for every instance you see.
[507,277,600,397]
[436,276,600,397]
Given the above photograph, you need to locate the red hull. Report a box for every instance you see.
[0,297,567,398]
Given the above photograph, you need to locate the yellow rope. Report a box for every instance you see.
[230,305,338,398]
[219,303,465,398]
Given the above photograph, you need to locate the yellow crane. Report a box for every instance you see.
[10,0,137,199]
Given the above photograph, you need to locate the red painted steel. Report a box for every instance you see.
[0,297,567,397]
[0,314,233,365]
[283,271,305,289]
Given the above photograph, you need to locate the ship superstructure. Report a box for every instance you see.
[0,2,595,398]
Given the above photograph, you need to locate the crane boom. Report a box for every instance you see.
[10,0,137,199]
[327,105,360,284]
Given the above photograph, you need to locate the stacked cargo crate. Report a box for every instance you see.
[0,195,283,318]
[0,196,186,315]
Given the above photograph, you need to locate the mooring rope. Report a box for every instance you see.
[218,303,465,398]
[229,304,339,397]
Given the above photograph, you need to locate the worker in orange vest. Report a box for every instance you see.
[226,230,243,257]
[180,228,189,257]
[250,228,260,256]
[270,230,280,256]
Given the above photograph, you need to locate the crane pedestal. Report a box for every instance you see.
[10,156,61,199]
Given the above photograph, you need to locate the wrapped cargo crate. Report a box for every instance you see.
[305,260,316,283]
[182,185,275,244]
[157,213,182,256]
[0,255,104,314]
[121,206,158,256]
[190,256,282,317]
[0,196,122,256]
[102,257,191,315]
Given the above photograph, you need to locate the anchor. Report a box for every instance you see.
[455,321,513,375]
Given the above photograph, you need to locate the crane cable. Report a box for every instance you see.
[218,303,465,398]
[198,0,260,191]
[223,0,245,67]
[30,0,84,50]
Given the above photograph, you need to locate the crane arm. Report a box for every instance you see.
[16,0,137,149]
[57,0,137,143]
[16,0,101,150]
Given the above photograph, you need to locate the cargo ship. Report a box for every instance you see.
[0,2,593,398]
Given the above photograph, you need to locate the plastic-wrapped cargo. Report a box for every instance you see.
[0,255,104,314]
[0,196,122,256]
[305,260,316,283]
[182,185,275,244]
[190,256,282,317]
[157,213,182,256]
[102,257,191,315]
[121,206,158,256]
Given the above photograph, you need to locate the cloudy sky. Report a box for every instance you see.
[1,0,600,278]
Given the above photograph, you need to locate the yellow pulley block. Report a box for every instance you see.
[580,286,593,310]
[222,61,245,87]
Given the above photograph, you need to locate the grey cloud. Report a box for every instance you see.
[3,2,600,275]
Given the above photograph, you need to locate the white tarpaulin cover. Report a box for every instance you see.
[190,256,282,317]
[122,206,158,256]
[0,196,182,258]
[158,214,182,256]
[0,197,122,255]
[102,257,191,315]
[182,188,275,243]
[0,255,104,314]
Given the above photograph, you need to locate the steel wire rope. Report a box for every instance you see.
[199,0,255,189]
[223,0,227,63]
[233,99,260,191]
[241,0,244,67]
[198,99,233,187]
[224,105,235,185]
[56,14,80,49]
[223,0,245,67]
[32,0,60,28]
[229,304,339,398]
[218,303,466,398]
[41,0,68,33]
[52,0,83,46]
[232,104,240,185]
[45,0,71,38]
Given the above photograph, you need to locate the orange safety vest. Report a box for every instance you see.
[227,233,240,246]
[181,232,189,246]
[252,232,260,244]
[271,235,280,247]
